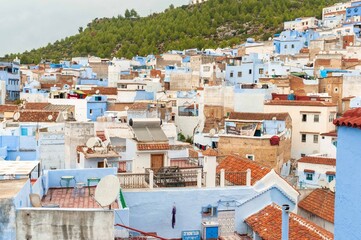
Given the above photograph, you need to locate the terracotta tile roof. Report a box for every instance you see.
[216,155,271,185]
[245,204,334,240]
[16,110,59,122]
[42,187,118,209]
[320,131,337,137]
[326,171,336,175]
[24,102,50,110]
[202,148,218,156]
[82,87,117,95]
[137,143,170,151]
[228,112,290,121]
[341,96,355,101]
[298,189,335,223]
[304,169,315,173]
[0,104,18,113]
[265,100,337,107]
[298,156,336,166]
[334,108,361,128]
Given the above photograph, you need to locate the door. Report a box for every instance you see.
[151,154,164,171]
[97,161,104,168]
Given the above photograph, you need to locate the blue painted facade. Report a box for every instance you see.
[134,90,154,101]
[273,30,320,55]
[123,186,296,238]
[0,134,37,160]
[346,1,361,21]
[87,95,107,121]
[226,54,267,84]
[0,62,20,100]
[334,126,361,239]
[78,78,108,86]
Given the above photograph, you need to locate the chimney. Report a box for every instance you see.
[282,204,290,240]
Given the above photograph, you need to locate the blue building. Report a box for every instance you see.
[0,62,21,100]
[345,1,361,22]
[78,78,108,87]
[333,108,361,238]
[87,95,107,121]
[225,53,267,84]
[273,29,320,55]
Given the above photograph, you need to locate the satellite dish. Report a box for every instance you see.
[318,179,328,188]
[320,66,325,70]
[329,179,336,192]
[86,137,99,148]
[124,106,129,111]
[209,128,216,137]
[95,89,100,95]
[94,175,120,207]
[63,84,70,90]
[13,112,20,121]
[47,115,53,121]
[63,112,68,120]
[219,129,226,134]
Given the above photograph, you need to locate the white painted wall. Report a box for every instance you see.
[265,104,337,159]
[297,162,336,189]
[48,98,88,122]
[319,135,337,158]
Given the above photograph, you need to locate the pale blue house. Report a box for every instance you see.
[333,108,361,239]
[87,95,107,121]
[0,62,20,100]
[273,29,320,55]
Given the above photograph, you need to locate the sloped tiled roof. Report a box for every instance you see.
[216,155,271,185]
[24,102,50,110]
[0,104,18,113]
[320,131,337,137]
[137,143,169,151]
[245,204,334,240]
[228,112,290,121]
[298,156,336,166]
[129,102,149,110]
[82,87,117,95]
[334,107,361,128]
[16,110,59,122]
[298,189,335,223]
[202,148,218,156]
[265,100,337,107]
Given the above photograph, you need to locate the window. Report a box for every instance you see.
[334,87,338,93]
[249,69,252,74]
[230,71,234,78]
[89,109,93,115]
[314,114,319,122]
[94,96,102,101]
[77,153,80,164]
[202,206,217,217]
[313,135,319,143]
[291,44,295,49]
[259,68,264,74]
[301,134,306,142]
[246,154,255,161]
[302,114,307,122]
[301,153,306,157]
[238,71,242,77]
[328,175,335,182]
[284,45,288,49]
[329,114,335,122]
[306,173,313,181]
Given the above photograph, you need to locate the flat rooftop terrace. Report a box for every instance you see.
[42,187,119,209]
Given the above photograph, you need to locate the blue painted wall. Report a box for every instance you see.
[123,186,295,238]
[87,95,107,121]
[78,78,108,86]
[46,167,117,189]
[334,126,361,239]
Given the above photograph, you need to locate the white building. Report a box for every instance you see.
[297,156,336,189]
[264,100,337,159]
[284,17,320,31]
[322,2,351,20]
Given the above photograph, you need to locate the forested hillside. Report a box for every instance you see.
[7,0,344,63]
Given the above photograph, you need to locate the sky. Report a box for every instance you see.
[0,0,190,57]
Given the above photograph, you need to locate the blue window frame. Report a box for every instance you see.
[306,173,313,181]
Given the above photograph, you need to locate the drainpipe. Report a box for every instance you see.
[282,204,290,240]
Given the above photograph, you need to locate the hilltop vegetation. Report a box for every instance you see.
[7,0,343,63]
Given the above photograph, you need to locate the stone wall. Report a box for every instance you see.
[16,209,114,240]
